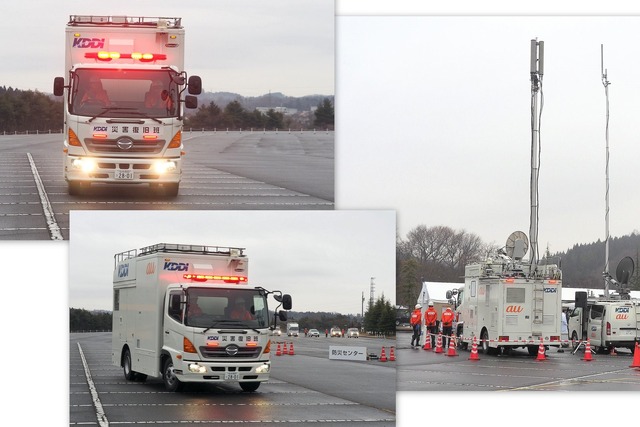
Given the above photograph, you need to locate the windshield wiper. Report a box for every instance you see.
[201,320,261,334]
[122,110,165,124]
[87,107,135,123]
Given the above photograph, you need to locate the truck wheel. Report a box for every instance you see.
[163,183,179,197]
[163,358,183,392]
[240,382,260,392]
[68,181,85,196]
[123,349,136,381]
[480,329,489,354]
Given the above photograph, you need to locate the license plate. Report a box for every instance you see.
[225,372,239,380]
[115,170,134,180]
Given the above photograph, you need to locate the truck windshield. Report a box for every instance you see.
[70,68,179,118]
[184,288,269,329]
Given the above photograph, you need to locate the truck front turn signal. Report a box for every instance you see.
[183,337,198,353]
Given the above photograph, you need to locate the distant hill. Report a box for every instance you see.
[195,91,333,112]
[555,232,640,289]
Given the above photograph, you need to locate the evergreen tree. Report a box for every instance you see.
[313,98,334,129]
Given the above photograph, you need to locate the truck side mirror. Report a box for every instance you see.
[278,310,288,321]
[187,75,202,95]
[185,95,198,109]
[281,294,292,310]
[53,77,65,96]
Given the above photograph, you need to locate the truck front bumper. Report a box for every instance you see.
[175,359,271,383]
[64,154,181,184]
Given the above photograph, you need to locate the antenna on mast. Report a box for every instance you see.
[601,44,611,296]
[529,39,544,272]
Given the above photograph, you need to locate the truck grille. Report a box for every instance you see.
[199,346,263,359]
[85,138,166,154]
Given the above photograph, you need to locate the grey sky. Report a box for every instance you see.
[338,15,640,254]
[1,0,334,97]
[68,210,395,315]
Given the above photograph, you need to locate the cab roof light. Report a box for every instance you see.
[183,274,248,283]
[85,52,167,62]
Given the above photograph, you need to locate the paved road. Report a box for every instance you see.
[0,131,334,240]
[70,332,395,426]
[396,331,640,391]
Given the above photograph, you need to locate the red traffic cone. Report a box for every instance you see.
[469,336,480,361]
[379,346,387,362]
[536,338,547,361]
[389,346,396,361]
[446,335,459,357]
[630,342,640,368]
[423,333,432,351]
[282,342,289,355]
[610,346,617,356]
[434,333,444,354]
[582,339,594,361]
[275,342,282,356]
[288,342,295,355]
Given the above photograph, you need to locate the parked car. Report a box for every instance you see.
[271,327,282,336]
[330,327,342,337]
[308,328,320,337]
[346,328,359,338]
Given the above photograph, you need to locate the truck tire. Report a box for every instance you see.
[163,358,183,392]
[163,183,179,197]
[123,348,136,381]
[240,382,260,392]
[68,181,84,196]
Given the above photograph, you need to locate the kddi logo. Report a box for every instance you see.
[73,37,105,49]
[505,305,523,313]
[163,262,189,271]
[118,263,129,278]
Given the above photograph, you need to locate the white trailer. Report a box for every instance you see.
[53,16,202,196]
[448,232,563,355]
[111,243,292,392]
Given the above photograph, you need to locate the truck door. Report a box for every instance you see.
[164,290,186,361]
[588,305,605,347]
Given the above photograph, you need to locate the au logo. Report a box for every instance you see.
[146,262,155,275]
[505,305,523,313]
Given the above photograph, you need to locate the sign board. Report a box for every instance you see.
[329,345,367,361]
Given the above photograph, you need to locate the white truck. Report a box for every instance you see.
[111,243,292,392]
[447,232,563,355]
[53,15,202,196]
[567,258,639,353]
[286,322,299,337]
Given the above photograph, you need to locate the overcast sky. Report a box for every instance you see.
[68,210,395,315]
[337,15,640,255]
[1,0,334,97]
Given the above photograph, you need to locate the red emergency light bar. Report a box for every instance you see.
[85,52,167,62]
[183,274,248,283]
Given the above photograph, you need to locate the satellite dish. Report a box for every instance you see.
[615,256,635,285]
[506,231,529,260]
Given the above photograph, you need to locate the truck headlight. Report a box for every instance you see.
[188,363,207,374]
[153,160,176,174]
[255,363,270,374]
[71,158,96,173]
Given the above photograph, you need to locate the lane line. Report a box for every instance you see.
[26,153,64,240]
[77,342,109,427]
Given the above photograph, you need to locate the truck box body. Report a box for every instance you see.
[111,243,287,392]
[452,259,562,354]
[568,295,640,352]
[55,16,201,196]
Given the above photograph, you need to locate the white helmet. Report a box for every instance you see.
[428,301,434,306]
[415,304,422,309]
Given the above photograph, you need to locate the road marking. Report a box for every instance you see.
[78,342,109,427]
[27,153,64,240]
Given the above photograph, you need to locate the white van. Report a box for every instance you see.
[568,293,640,353]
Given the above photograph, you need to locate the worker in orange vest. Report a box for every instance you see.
[441,306,455,349]
[425,301,438,348]
[410,304,422,348]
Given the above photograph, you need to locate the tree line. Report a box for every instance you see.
[70,308,112,332]
[185,98,334,131]
[397,224,640,309]
[0,87,63,133]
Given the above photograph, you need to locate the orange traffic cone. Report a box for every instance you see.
[275,342,282,356]
[423,333,432,351]
[536,338,546,361]
[469,336,480,361]
[434,333,444,354]
[379,346,387,362]
[609,346,617,356]
[630,342,640,368]
[288,342,295,355]
[389,346,396,361]
[446,335,459,357]
[282,342,289,355]
[582,339,593,361]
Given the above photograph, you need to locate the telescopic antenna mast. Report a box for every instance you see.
[601,44,611,297]
[529,39,544,272]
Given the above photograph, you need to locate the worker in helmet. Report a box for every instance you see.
[230,297,253,321]
[441,306,455,349]
[144,79,174,111]
[425,301,438,348]
[410,303,422,348]
[79,76,110,107]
